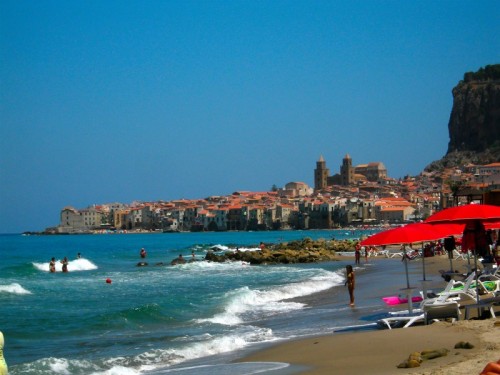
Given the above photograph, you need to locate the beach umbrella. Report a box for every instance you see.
[425,204,500,260]
[360,222,465,247]
[484,220,500,230]
[360,222,465,307]
[425,204,500,316]
[425,204,500,224]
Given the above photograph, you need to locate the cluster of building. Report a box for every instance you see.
[51,156,500,234]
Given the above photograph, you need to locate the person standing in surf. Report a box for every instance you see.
[61,257,69,272]
[345,265,355,306]
[49,257,56,273]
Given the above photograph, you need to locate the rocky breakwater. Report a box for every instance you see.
[204,238,356,265]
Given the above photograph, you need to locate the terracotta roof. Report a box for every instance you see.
[380,207,405,212]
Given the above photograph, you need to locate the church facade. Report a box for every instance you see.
[314,155,388,190]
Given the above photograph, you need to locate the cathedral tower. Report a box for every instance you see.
[340,154,354,186]
[314,156,329,191]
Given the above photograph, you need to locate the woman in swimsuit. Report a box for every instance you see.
[61,257,69,273]
[49,257,56,273]
[345,265,355,306]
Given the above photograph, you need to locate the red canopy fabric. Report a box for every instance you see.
[484,220,500,230]
[425,204,500,224]
[360,222,465,246]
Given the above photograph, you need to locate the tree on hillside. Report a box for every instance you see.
[446,180,464,206]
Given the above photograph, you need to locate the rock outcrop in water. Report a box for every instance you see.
[204,238,356,264]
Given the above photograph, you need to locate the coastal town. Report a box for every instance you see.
[47,155,500,234]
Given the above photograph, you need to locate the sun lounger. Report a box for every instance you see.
[453,249,467,260]
[379,281,456,329]
[464,296,500,319]
[371,249,390,258]
[378,312,424,329]
[424,301,460,325]
[378,274,490,329]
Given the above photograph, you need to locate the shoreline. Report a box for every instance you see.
[237,254,500,374]
[240,320,499,375]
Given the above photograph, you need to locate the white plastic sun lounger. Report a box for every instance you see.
[453,249,467,260]
[424,301,460,325]
[378,312,424,329]
[379,277,461,329]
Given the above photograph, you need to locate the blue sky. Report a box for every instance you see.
[1,1,499,233]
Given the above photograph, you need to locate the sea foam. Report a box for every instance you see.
[198,270,344,326]
[33,258,98,272]
[135,326,275,373]
[0,282,32,295]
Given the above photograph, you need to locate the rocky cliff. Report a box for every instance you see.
[426,64,500,171]
[447,64,500,154]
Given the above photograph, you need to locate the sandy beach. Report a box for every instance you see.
[239,253,500,374]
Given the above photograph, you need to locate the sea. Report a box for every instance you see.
[0,228,424,375]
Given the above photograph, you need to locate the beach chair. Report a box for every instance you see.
[434,273,498,318]
[464,295,500,319]
[491,267,500,279]
[379,281,456,329]
[379,249,390,258]
[424,301,460,325]
[453,249,467,260]
[378,312,424,329]
[379,274,477,329]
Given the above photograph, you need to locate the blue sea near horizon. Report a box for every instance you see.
[0,229,426,375]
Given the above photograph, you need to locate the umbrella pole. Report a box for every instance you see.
[466,250,471,273]
[403,246,410,289]
[402,246,414,314]
[421,244,426,281]
[448,250,454,272]
[473,250,481,318]
[420,243,431,300]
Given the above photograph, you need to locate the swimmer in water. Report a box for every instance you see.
[49,257,56,273]
[61,257,69,273]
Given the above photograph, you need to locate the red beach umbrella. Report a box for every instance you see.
[360,222,465,247]
[360,222,465,295]
[484,220,500,230]
[425,204,500,312]
[425,204,500,224]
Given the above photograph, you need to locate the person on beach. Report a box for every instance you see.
[49,257,56,273]
[0,331,7,375]
[363,246,368,262]
[480,359,500,375]
[354,245,361,265]
[140,248,147,258]
[344,265,355,306]
[61,257,69,272]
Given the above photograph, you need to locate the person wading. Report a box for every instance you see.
[345,265,355,307]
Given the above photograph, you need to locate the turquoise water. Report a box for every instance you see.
[0,229,393,375]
